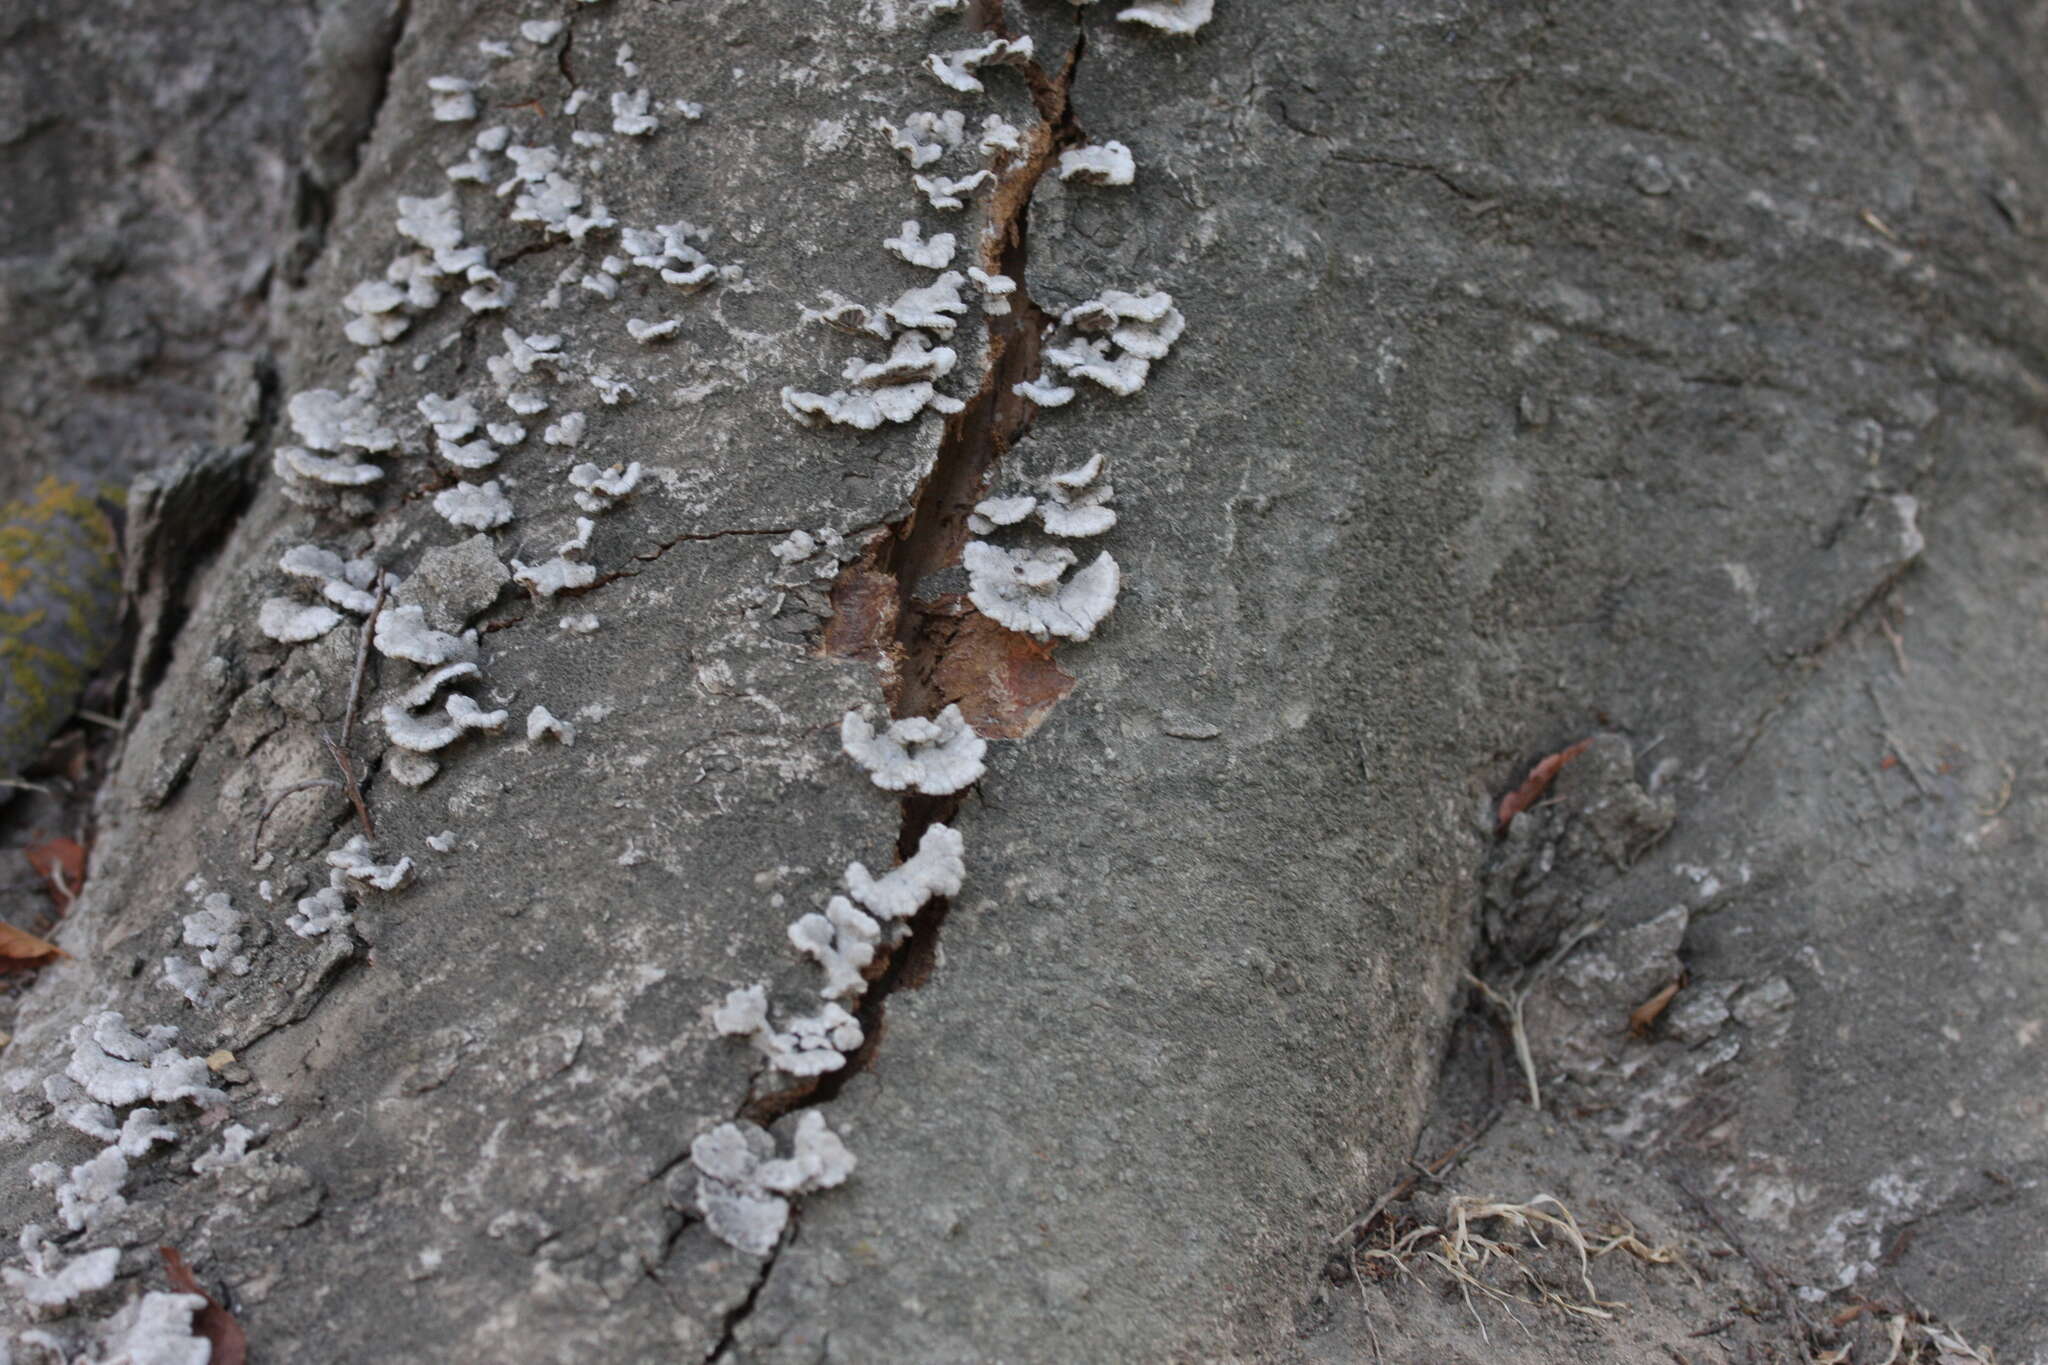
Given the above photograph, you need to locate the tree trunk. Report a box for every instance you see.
[4,1,2045,1362]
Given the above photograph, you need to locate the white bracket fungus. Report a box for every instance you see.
[512,556,597,596]
[288,876,353,937]
[341,279,411,347]
[328,835,418,892]
[105,1291,212,1365]
[610,88,659,135]
[966,493,1037,535]
[709,988,865,1076]
[526,705,576,745]
[842,331,958,387]
[1043,337,1151,396]
[878,110,965,167]
[431,479,515,531]
[115,1108,177,1158]
[568,460,645,512]
[278,544,384,613]
[1012,374,1076,407]
[844,822,967,922]
[799,291,892,339]
[766,1005,865,1075]
[883,272,969,334]
[968,266,1016,315]
[486,327,562,389]
[1057,140,1136,185]
[788,897,881,999]
[923,35,1035,93]
[1039,451,1118,536]
[383,691,508,753]
[627,317,680,343]
[181,890,251,977]
[542,411,588,446]
[438,438,499,471]
[520,19,564,42]
[64,1012,226,1110]
[690,1114,855,1255]
[272,446,383,510]
[781,382,963,429]
[883,219,957,269]
[912,168,994,210]
[374,604,480,666]
[400,661,482,709]
[840,705,987,794]
[427,75,478,122]
[963,540,1121,640]
[257,598,343,645]
[289,385,397,454]
[396,191,469,262]
[4,1229,120,1310]
[54,1148,128,1232]
[978,114,1023,155]
[1118,0,1214,34]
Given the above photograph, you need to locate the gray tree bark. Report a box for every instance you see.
[3,2,2045,1362]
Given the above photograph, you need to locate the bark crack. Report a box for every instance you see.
[716,8,1092,1340]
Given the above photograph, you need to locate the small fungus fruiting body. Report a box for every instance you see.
[375,604,479,666]
[432,479,515,531]
[843,823,967,922]
[780,382,964,430]
[1117,0,1215,33]
[789,896,882,999]
[526,705,576,745]
[883,219,957,268]
[840,706,987,794]
[328,836,418,892]
[963,541,1121,641]
[257,598,342,644]
[689,1114,855,1255]
[1057,140,1136,185]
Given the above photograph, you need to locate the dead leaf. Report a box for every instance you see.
[1628,976,1685,1038]
[24,835,88,909]
[159,1247,248,1365]
[1496,738,1594,832]
[1814,1350,1850,1365]
[0,921,66,974]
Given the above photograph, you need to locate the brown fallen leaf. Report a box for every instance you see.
[1628,976,1685,1038]
[1496,738,1594,832]
[0,921,67,974]
[24,835,88,909]
[159,1247,248,1365]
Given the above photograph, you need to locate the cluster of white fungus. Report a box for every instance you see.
[21,1011,231,1251]
[688,1113,856,1256]
[159,881,252,1007]
[839,706,988,794]
[1067,0,1217,33]
[693,818,965,1251]
[1018,288,1185,403]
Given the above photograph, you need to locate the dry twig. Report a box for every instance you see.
[249,573,387,864]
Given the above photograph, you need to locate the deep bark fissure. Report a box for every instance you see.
[715,10,1091,1331]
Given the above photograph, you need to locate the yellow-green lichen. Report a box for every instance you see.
[0,477,124,778]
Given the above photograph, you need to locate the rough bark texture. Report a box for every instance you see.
[3,2,2046,1363]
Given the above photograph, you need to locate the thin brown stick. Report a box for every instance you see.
[322,735,374,842]
[249,780,342,864]
[340,572,388,750]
